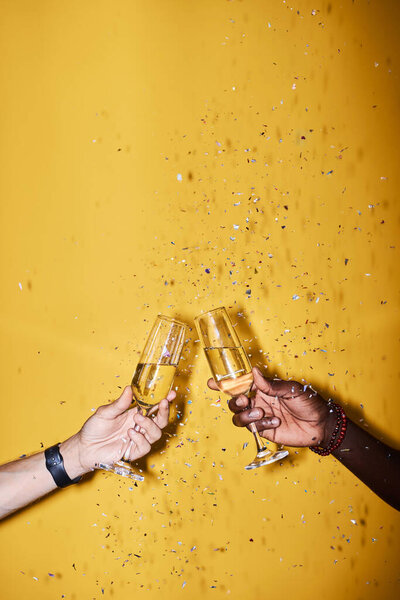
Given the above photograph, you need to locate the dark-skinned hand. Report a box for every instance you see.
[208,366,335,447]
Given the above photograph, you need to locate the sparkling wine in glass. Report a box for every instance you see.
[100,315,187,481]
[195,307,288,469]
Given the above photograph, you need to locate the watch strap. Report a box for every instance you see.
[45,443,81,488]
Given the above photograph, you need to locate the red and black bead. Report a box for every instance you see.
[309,402,347,456]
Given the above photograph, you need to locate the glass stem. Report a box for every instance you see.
[249,422,268,453]
[140,405,158,418]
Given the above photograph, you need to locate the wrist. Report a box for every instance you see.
[59,434,89,479]
[310,402,348,456]
[321,406,338,447]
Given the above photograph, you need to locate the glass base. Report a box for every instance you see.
[99,460,144,482]
[245,448,289,470]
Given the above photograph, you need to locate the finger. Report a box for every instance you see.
[252,367,303,398]
[232,406,280,429]
[252,367,277,395]
[232,406,264,427]
[207,378,219,391]
[228,394,251,414]
[127,430,152,459]
[152,398,171,429]
[133,412,163,444]
[251,417,281,434]
[97,386,133,419]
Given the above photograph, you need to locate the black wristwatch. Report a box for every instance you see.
[45,443,82,488]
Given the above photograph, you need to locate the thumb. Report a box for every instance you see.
[100,386,133,419]
[253,367,303,398]
[252,366,273,394]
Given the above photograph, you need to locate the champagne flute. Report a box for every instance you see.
[195,307,288,469]
[100,315,187,480]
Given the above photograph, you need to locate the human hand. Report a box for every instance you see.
[208,367,334,447]
[69,387,175,473]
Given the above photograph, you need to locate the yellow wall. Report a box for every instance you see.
[1,0,399,598]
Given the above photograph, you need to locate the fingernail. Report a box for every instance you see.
[236,397,247,407]
[270,417,280,426]
[249,408,262,419]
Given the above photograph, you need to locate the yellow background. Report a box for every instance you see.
[1,0,399,598]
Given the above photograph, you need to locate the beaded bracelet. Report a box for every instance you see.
[309,402,347,456]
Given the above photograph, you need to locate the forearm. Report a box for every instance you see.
[0,434,87,520]
[332,419,400,511]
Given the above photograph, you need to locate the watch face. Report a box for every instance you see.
[45,444,80,487]
[46,445,62,467]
